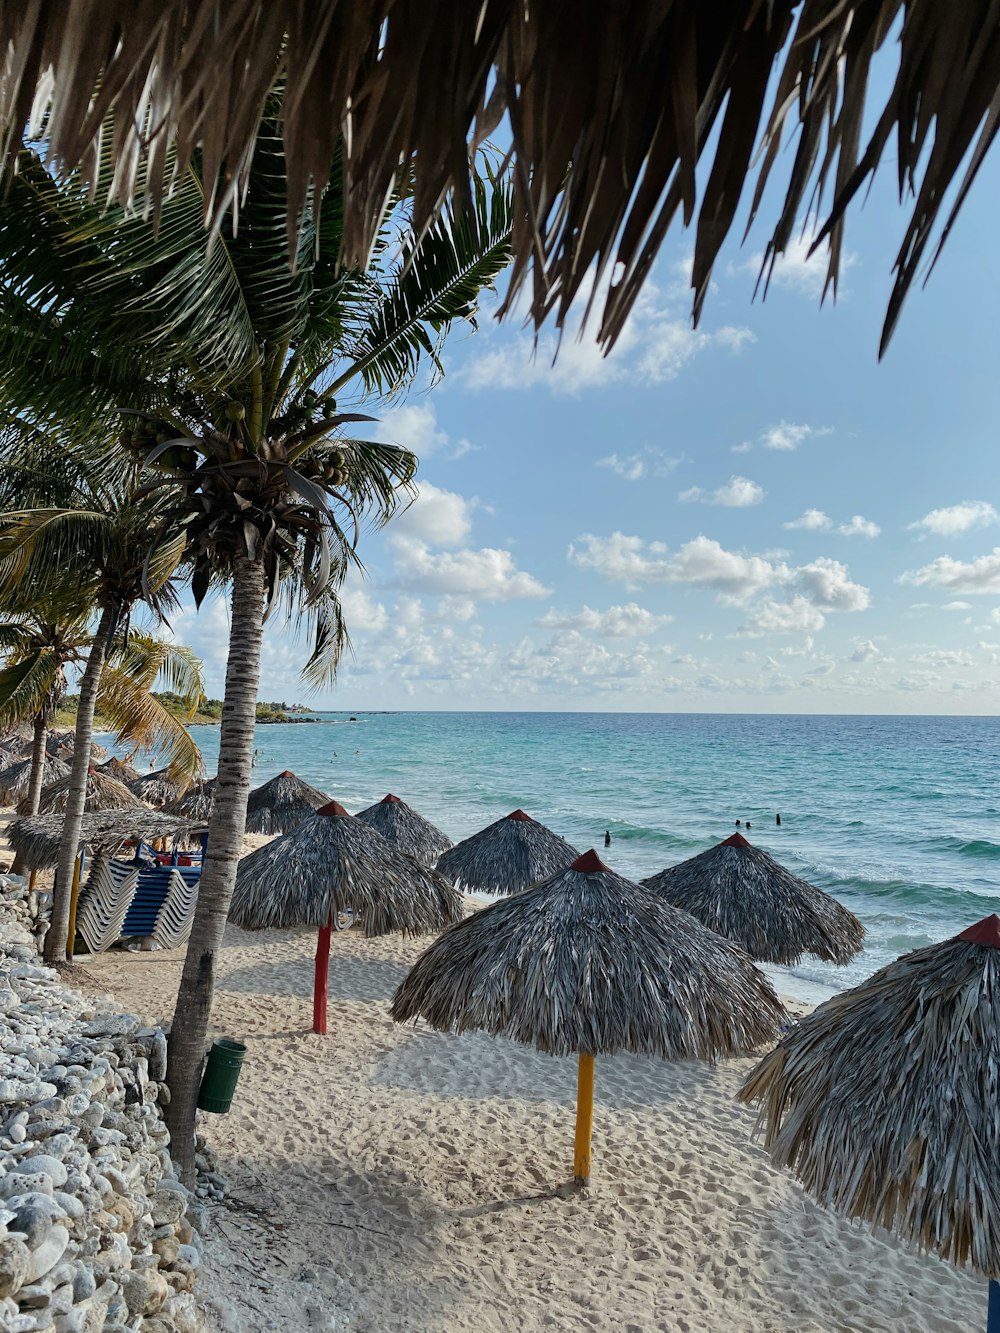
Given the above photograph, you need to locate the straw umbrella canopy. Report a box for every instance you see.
[244,770,331,836]
[392,849,785,1185]
[8,811,204,871]
[126,767,189,809]
[355,794,453,867]
[641,832,864,967]
[740,914,1000,1330]
[230,799,463,1034]
[0,755,70,805]
[97,756,142,784]
[436,809,579,895]
[165,777,217,821]
[24,767,147,816]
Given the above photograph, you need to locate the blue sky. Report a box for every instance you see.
[172,145,1000,714]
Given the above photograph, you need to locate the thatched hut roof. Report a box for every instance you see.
[229,800,462,938]
[43,731,107,760]
[8,811,205,870]
[126,767,189,809]
[436,809,579,895]
[0,754,70,804]
[24,768,147,816]
[4,3,991,355]
[641,832,864,967]
[97,756,142,784]
[165,777,217,821]
[740,913,1000,1277]
[392,849,784,1058]
[355,794,453,867]
[244,770,331,836]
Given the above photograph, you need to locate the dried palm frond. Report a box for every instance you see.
[25,768,146,815]
[229,800,462,937]
[165,777,217,821]
[97,756,141,784]
[126,767,189,809]
[642,833,864,967]
[244,770,331,836]
[392,849,785,1058]
[740,914,1000,1277]
[0,754,69,803]
[436,809,578,894]
[354,794,453,867]
[2,2,995,353]
[8,810,203,870]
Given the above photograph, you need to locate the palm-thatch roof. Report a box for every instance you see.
[0,754,70,804]
[641,832,864,967]
[8,811,205,870]
[740,913,1000,1278]
[43,731,107,760]
[165,777,217,821]
[3,3,992,355]
[393,849,784,1057]
[436,809,579,895]
[229,800,462,937]
[355,794,453,867]
[24,768,147,816]
[97,756,142,784]
[244,770,331,836]
[126,767,189,809]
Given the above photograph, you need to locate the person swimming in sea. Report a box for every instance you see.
[776,813,781,826]
[745,821,752,831]
[735,819,741,828]
[604,830,611,848]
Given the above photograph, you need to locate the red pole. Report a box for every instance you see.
[313,916,332,1035]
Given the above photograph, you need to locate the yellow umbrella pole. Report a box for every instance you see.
[573,1052,595,1185]
[65,850,83,961]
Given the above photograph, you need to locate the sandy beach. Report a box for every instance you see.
[65,916,984,1333]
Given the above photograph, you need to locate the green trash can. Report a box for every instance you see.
[196,1038,247,1114]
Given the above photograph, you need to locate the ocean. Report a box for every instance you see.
[107,711,1000,1004]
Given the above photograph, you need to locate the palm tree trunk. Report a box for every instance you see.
[44,603,116,965]
[10,712,48,876]
[165,555,264,1184]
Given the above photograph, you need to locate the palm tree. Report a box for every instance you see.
[0,106,513,1178]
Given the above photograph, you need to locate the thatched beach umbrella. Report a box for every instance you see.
[8,811,204,871]
[0,755,70,805]
[166,778,216,821]
[98,756,142,784]
[230,800,463,1034]
[355,794,453,867]
[244,770,331,836]
[25,767,146,816]
[740,914,1000,1331]
[436,809,579,895]
[392,849,785,1186]
[127,767,189,809]
[642,832,864,967]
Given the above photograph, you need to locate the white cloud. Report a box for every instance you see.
[837,515,880,539]
[390,481,475,547]
[784,509,832,531]
[738,597,826,637]
[536,603,672,637]
[339,586,389,634]
[908,501,999,537]
[679,475,765,508]
[793,557,871,612]
[942,600,973,611]
[900,548,1000,594]
[569,533,786,600]
[850,640,881,663]
[912,649,974,667]
[455,275,754,395]
[761,421,832,451]
[389,536,550,601]
[744,230,858,299]
[730,441,753,454]
[596,449,681,482]
[374,403,472,461]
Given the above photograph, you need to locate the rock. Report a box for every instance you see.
[0,1234,31,1297]
[6,1193,66,1247]
[71,1266,96,1303]
[24,1225,69,1282]
[150,1190,186,1227]
[142,1269,170,1315]
[119,1269,151,1317]
[79,1015,139,1040]
[11,1154,69,1188]
[0,1172,52,1200]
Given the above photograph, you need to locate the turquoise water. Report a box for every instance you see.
[108,711,1000,1004]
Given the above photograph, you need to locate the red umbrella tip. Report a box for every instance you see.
[958,914,1000,949]
[507,809,533,822]
[279,770,295,778]
[381,794,402,804]
[570,849,611,874]
[722,832,751,849]
[317,800,350,818]
[87,765,96,775]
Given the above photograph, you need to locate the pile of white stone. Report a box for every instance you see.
[0,879,203,1332]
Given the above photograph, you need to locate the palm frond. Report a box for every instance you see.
[96,662,204,784]
[0,649,61,729]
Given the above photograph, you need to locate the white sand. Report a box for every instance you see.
[65,919,984,1333]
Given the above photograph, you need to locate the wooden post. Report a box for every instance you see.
[313,915,332,1035]
[65,849,84,961]
[988,1280,1000,1333]
[573,1052,595,1185]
